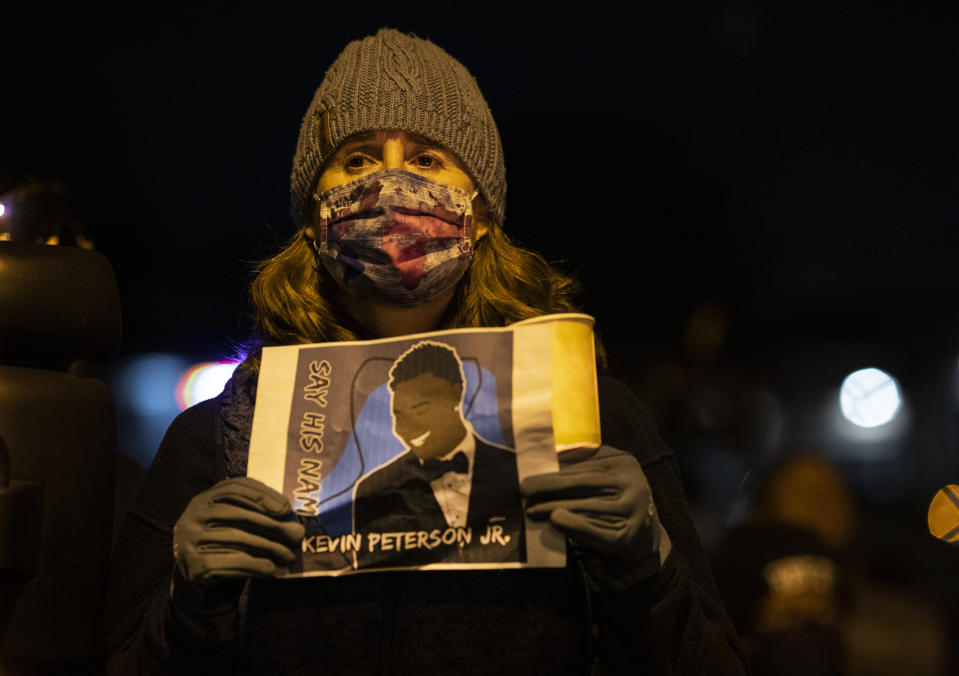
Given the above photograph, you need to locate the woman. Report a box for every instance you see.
[105,28,746,674]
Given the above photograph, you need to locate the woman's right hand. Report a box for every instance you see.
[166,477,305,644]
[173,476,305,587]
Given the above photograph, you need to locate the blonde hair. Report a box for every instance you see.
[237,217,603,376]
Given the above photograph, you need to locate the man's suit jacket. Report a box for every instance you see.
[352,436,526,568]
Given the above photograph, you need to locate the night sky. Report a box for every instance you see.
[6,4,956,364]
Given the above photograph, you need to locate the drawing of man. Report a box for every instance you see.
[352,341,525,567]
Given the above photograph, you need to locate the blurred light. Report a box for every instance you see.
[107,353,235,469]
[113,353,190,415]
[928,485,959,543]
[839,367,902,428]
[0,202,5,217]
[176,361,238,411]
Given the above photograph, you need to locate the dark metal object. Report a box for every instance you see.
[0,242,121,673]
[0,241,121,366]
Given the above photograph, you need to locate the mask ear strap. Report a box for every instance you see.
[464,190,481,251]
[306,224,322,270]
[465,189,479,216]
[310,190,329,268]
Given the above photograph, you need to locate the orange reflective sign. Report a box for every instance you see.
[928,485,959,543]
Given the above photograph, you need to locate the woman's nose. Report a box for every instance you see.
[382,138,404,169]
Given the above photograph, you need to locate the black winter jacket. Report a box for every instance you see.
[104,375,746,675]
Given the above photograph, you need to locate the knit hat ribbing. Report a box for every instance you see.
[290,28,506,227]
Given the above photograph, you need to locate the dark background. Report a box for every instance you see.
[4,2,958,669]
[5,4,955,359]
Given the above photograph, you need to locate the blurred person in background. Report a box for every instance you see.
[713,453,948,676]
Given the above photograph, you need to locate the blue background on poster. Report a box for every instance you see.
[315,361,506,536]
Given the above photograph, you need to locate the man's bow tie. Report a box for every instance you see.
[416,451,469,482]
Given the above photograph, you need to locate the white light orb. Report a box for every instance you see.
[176,361,238,410]
[0,202,6,217]
[839,368,902,428]
[192,362,238,403]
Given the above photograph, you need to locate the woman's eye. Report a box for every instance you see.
[345,155,369,169]
[414,154,437,168]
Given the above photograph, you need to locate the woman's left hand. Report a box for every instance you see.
[520,444,672,586]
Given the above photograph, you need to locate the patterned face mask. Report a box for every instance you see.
[313,169,477,307]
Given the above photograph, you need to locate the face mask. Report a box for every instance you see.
[313,169,477,307]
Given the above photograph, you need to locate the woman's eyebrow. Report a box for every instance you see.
[338,131,380,151]
[339,131,446,150]
[405,132,442,148]
[406,131,450,153]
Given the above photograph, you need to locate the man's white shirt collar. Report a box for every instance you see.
[427,420,476,528]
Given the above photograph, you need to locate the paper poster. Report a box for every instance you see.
[247,313,600,577]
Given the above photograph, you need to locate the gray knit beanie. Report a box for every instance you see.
[290,28,506,228]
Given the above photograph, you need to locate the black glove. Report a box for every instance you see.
[520,445,671,591]
[168,477,305,643]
